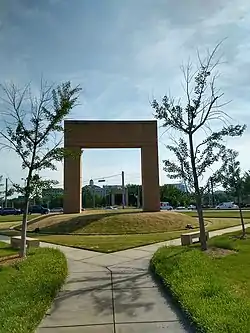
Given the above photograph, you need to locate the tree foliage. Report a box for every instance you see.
[214,149,246,236]
[160,184,190,207]
[14,174,59,201]
[152,42,246,250]
[0,80,81,256]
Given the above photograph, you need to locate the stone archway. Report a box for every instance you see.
[63,120,160,213]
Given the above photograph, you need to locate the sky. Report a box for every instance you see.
[0,0,250,189]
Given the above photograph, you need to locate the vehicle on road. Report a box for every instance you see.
[188,205,196,210]
[105,206,118,210]
[216,202,239,209]
[176,206,186,210]
[0,207,22,215]
[160,202,173,211]
[50,207,63,213]
[29,205,50,214]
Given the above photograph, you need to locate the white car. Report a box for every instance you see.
[188,205,196,210]
[160,202,173,211]
[216,202,238,209]
[50,207,63,213]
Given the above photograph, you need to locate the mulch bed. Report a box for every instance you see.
[205,247,237,258]
[0,254,22,266]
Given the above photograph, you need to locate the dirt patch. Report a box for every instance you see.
[205,247,237,258]
[0,254,22,266]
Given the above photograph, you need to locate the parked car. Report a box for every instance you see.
[0,207,22,215]
[176,206,186,210]
[188,205,196,210]
[28,205,50,214]
[105,206,118,210]
[160,202,173,211]
[216,202,238,209]
[50,207,63,213]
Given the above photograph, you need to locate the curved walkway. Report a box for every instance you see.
[37,224,249,333]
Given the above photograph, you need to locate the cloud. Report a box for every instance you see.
[0,0,250,187]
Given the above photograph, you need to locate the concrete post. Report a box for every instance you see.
[111,193,115,206]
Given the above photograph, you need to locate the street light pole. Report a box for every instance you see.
[122,171,125,209]
[98,179,106,207]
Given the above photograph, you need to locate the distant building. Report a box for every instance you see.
[82,184,105,197]
[103,185,123,193]
[168,183,188,192]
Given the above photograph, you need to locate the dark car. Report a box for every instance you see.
[28,205,50,215]
[0,207,22,215]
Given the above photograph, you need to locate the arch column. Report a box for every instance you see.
[141,144,160,211]
[64,147,82,214]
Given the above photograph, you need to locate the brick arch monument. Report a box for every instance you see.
[64,120,160,213]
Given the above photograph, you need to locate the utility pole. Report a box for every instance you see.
[90,179,95,209]
[4,178,8,208]
[122,171,125,209]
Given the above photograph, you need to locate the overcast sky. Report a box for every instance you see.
[0,0,249,188]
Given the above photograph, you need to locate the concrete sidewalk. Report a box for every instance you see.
[37,224,248,332]
[37,245,192,332]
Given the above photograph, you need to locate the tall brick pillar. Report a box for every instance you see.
[64,147,82,214]
[141,144,160,212]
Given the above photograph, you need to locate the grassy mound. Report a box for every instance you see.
[0,247,67,333]
[151,229,250,333]
[28,209,197,235]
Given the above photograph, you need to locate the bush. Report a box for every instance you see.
[0,247,67,333]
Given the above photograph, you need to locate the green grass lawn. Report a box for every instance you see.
[151,228,250,333]
[0,214,39,223]
[0,247,67,333]
[1,217,250,253]
[183,210,250,219]
[206,218,250,230]
[37,231,184,252]
[0,241,17,258]
[1,210,250,253]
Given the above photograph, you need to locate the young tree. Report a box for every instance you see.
[0,81,81,257]
[152,43,246,250]
[14,174,59,206]
[214,149,246,237]
[242,171,250,200]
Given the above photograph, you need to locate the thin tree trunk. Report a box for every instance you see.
[20,197,29,257]
[19,170,33,258]
[238,194,246,238]
[189,134,207,251]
